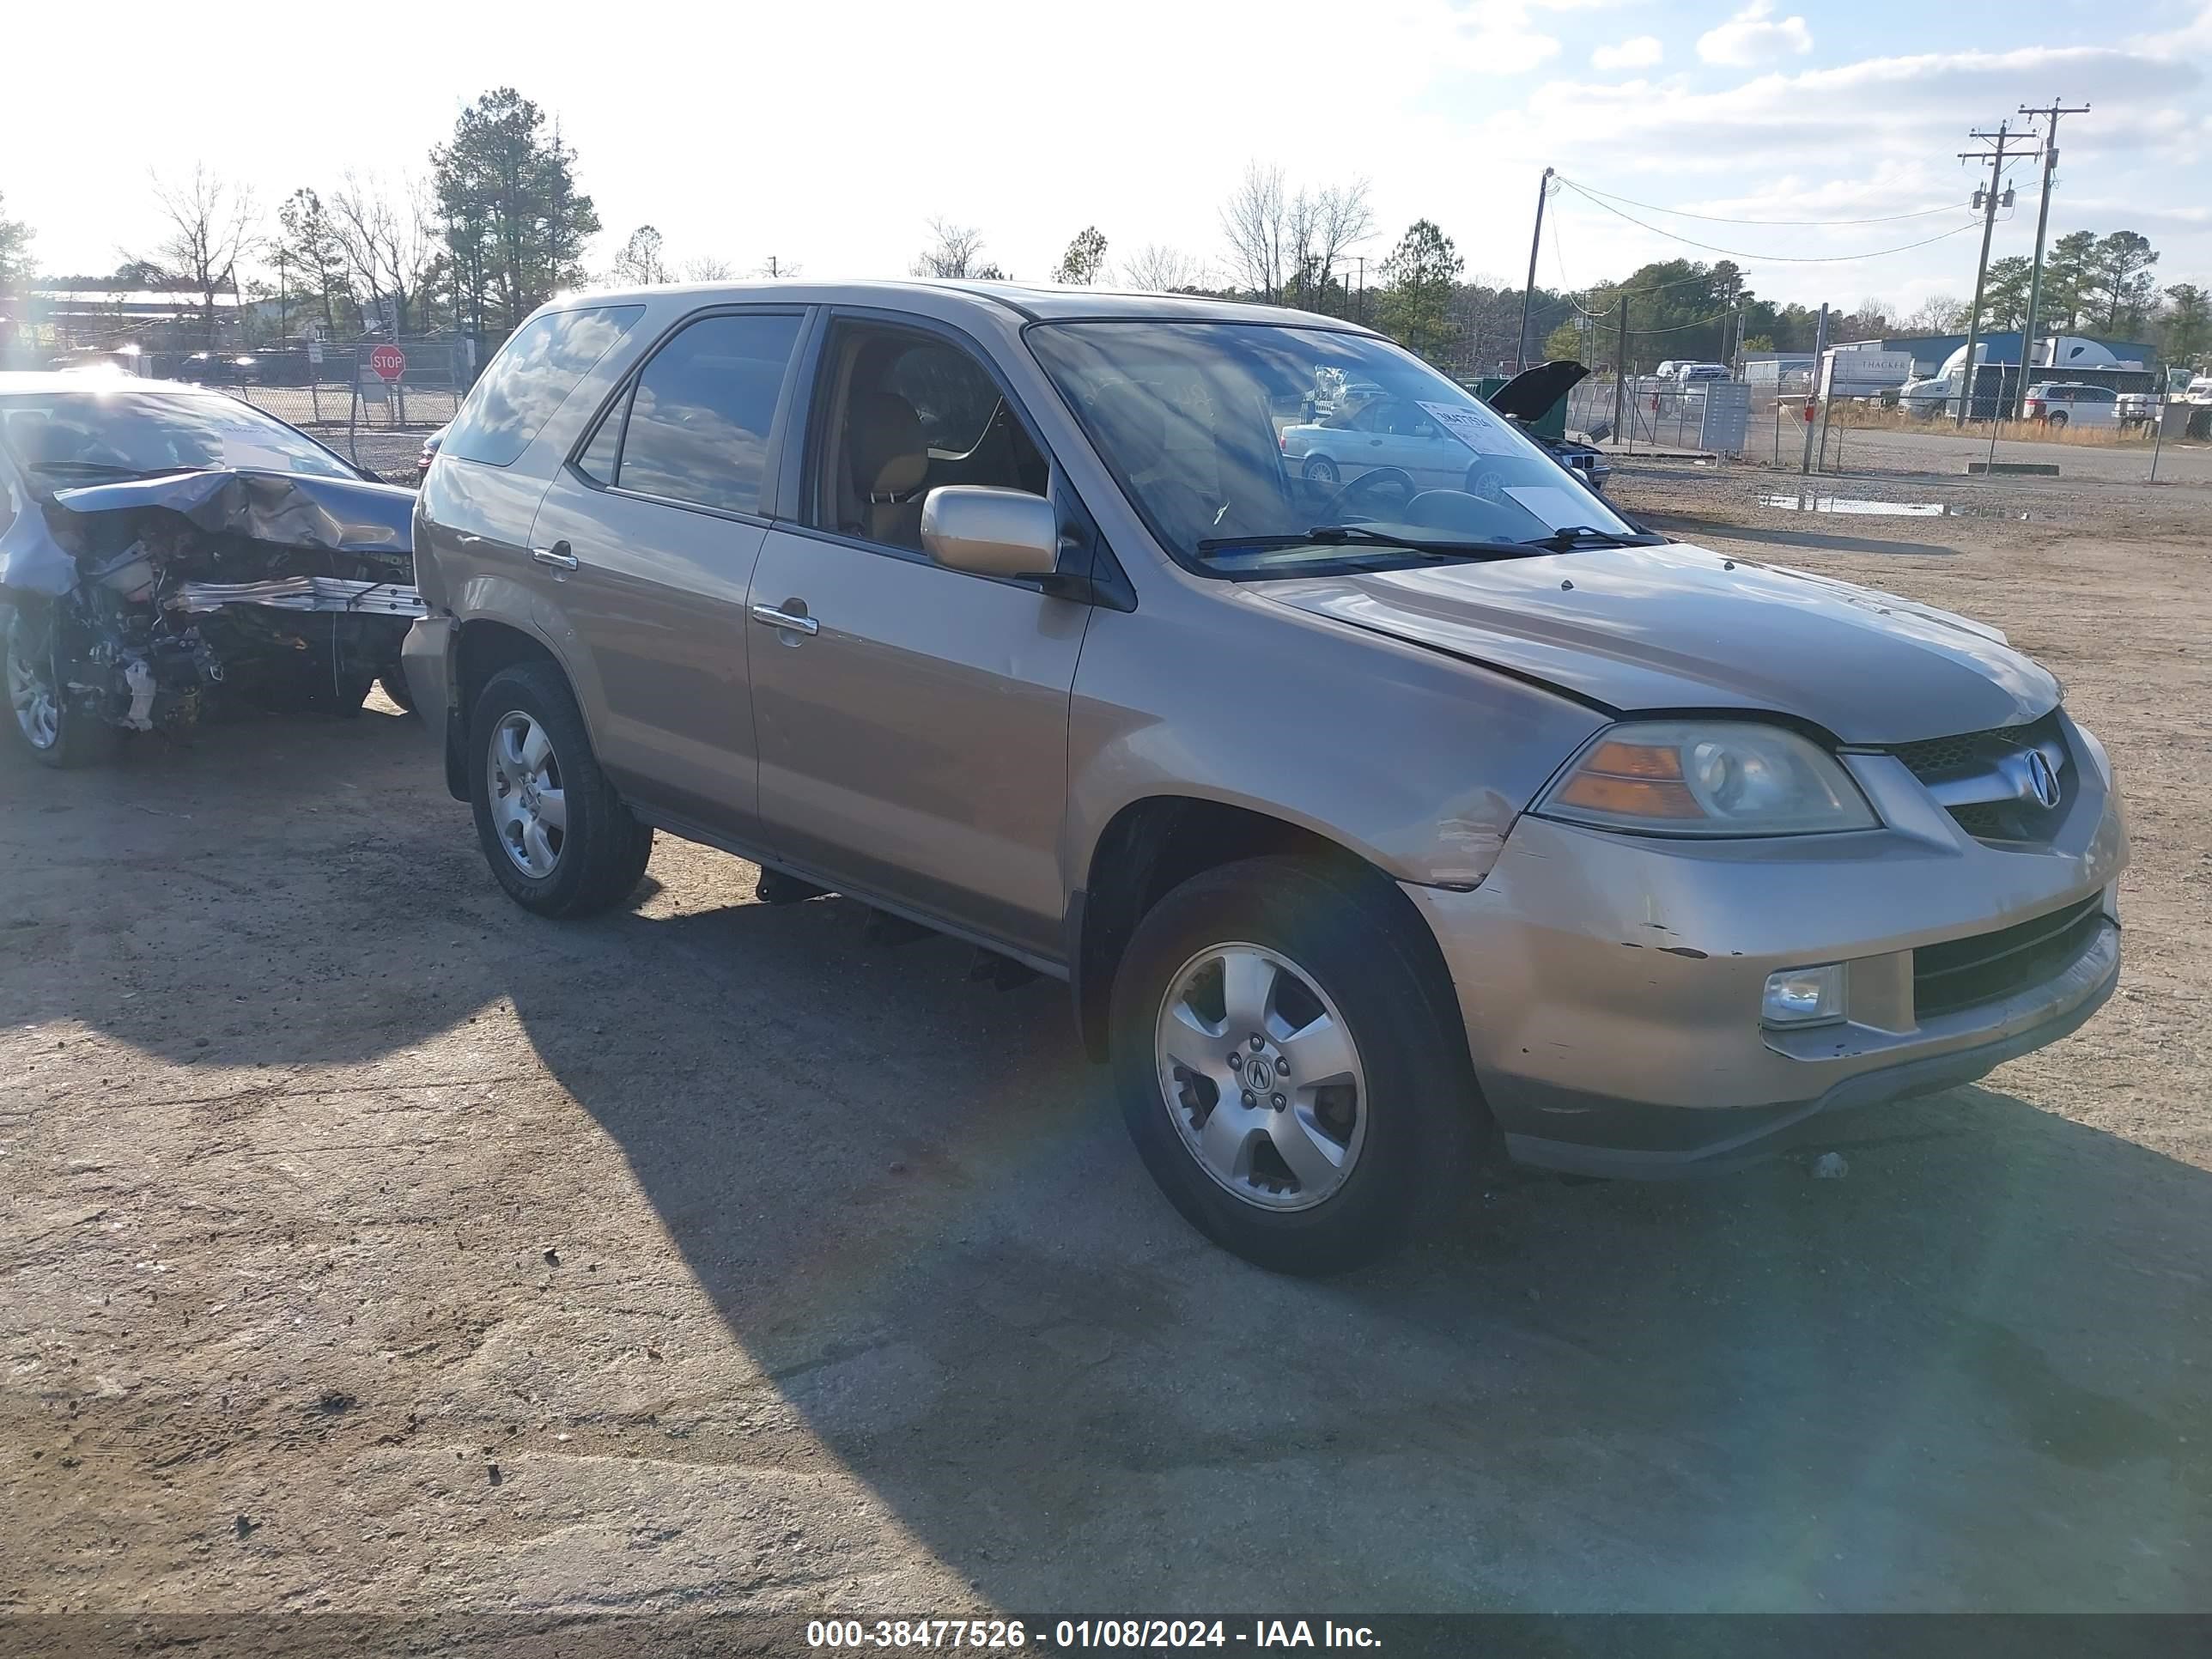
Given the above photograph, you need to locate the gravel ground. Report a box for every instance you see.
[2,465,2207,1627]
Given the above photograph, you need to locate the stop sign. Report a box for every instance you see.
[369,343,406,383]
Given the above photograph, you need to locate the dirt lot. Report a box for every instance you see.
[3,459,2209,1627]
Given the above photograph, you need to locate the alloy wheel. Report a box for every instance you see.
[488,710,568,877]
[6,623,60,751]
[1154,942,1368,1212]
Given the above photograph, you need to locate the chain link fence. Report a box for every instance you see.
[1563,374,2210,489]
[140,339,471,434]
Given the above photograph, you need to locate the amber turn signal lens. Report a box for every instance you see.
[1583,739,1684,781]
[1553,741,1704,818]
[1553,772,1704,817]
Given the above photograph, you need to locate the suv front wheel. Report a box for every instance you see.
[468,660,652,918]
[1109,856,1480,1273]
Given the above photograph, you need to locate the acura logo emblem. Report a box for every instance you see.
[2025,749,2062,811]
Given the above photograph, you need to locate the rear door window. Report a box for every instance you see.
[601,312,803,515]
[444,305,645,467]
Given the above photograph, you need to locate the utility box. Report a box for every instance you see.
[1698,382,1753,453]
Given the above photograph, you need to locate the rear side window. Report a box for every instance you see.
[591,312,802,514]
[445,305,645,467]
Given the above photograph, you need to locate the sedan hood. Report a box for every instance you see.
[1258,541,2057,744]
[1485,359,1588,422]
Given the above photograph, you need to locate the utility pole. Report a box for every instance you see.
[1516,166,1554,372]
[1613,291,1628,447]
[1801,302,1828,474]
[1955,120,2033,427]
[2014,99,2089,418]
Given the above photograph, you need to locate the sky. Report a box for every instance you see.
[4,0,2209,314]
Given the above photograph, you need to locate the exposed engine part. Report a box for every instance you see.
[122,659,155,731]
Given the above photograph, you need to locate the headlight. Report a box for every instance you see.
[1535,720,1878,837]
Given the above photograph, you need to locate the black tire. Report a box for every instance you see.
[1302,456,1340,485]
[2,604,118,770]
[2045,410,2068,429]
[468,660,652,918]
[1109,855,1483,1274]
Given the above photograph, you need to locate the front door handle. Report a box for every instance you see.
[750,602,818,637]
[532,541,579,571]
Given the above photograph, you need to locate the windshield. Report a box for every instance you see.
[1028,320,1640,577]
[0,389,358,483]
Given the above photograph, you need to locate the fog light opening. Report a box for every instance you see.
[1764,964,1844,1026]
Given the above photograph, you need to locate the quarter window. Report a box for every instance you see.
[444,305,645,468]
[603,313,801,515]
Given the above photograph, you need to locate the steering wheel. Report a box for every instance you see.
[1316,466,1415,525]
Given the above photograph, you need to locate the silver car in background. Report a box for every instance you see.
[403,282,2126,1273]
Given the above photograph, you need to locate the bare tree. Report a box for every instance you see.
[133,166,257,350]
[1902,294,1969,334]
[1304,178,1374,304]
[609,224,672,284]
[329,173,440,335]
[1218,162,1287,301]
[1122,243,1206,293]
[910,217,989,279]
[682,254,736,281]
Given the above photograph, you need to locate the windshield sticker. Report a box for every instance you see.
[1416,400,1515,456]
[1503,485,1592,524]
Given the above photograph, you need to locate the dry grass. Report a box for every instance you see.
[1820,403,2159,449]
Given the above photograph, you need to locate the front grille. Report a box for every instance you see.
[1913,896,2104,1020]
[1883,710,2069,843]
[1888,710,2061,783]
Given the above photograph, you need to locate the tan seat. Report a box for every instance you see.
[845,389,929,547]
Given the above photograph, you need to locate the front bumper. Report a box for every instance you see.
[1404,725,2129,1177]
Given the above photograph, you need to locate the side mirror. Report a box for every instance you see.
[920,486,1057,580]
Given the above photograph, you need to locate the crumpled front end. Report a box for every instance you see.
[0,469,422,741]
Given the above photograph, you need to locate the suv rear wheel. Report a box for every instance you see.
[2045,409,2069,428]
[468,660,652,918]
[1109,855,1480,1273]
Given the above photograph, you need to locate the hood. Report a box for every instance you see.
[1257,541,2057,744]
[49,468,415,556]
[1485,359,1589,422]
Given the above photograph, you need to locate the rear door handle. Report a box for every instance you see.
[750,602,818,636]
[532,541,579,571]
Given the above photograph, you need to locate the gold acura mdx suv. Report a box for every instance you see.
[404,282,2127,1273]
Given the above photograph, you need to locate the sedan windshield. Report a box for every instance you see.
[1028,320,1643,577]
[0,389,359,483]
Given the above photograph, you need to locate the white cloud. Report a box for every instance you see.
[1698,0,1812,67]
[1591,34,1662,70]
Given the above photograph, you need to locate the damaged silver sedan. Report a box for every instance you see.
[0,373,422,766]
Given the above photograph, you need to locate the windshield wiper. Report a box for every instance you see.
[1198,526,1541,559]
[1510,525,1652,552]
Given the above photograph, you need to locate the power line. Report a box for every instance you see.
[1626,310,1736,337]
[1559,177,1974,227]
[1557,180,1985,264]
